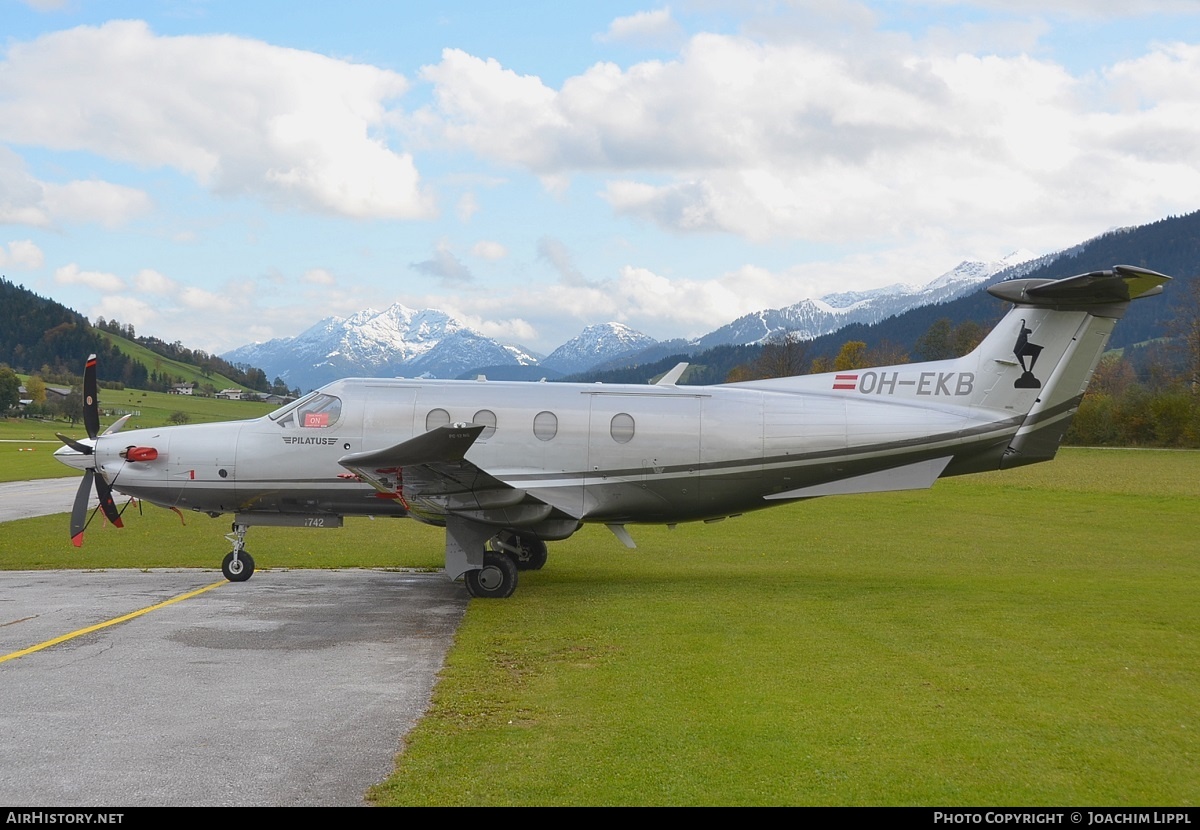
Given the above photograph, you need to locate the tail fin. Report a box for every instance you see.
[966,264,1170,467]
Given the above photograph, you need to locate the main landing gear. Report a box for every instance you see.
[490,529,548,572]
[222,522,255,582]
[459,530,549,599]
[464,550,519,599]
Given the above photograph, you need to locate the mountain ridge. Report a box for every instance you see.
[222,252,1038,390]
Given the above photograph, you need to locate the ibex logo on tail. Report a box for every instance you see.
[1013,319,1044,389]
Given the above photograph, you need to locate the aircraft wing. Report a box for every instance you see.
[338,423,485,472]
[337,424,561,525]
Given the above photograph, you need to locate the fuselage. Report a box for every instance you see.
[62,370,1024,529]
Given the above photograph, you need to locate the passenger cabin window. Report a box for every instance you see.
[473,409,497,440]
[533,411,558,442]
[426,408,451,431]
[610,413,635,444]
[270,392,342,429]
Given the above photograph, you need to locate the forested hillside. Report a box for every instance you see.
[0,279,273,393]
[0,278,134,384]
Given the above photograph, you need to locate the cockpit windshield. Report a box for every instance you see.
[269,392,342,429]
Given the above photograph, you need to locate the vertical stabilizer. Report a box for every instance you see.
[969,265,1170,467]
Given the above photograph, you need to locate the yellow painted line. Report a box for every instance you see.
[0,579,228,664]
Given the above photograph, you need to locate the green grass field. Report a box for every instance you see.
[370,449,1199,806]
[1,448,1196,805]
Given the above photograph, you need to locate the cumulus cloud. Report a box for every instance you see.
[41,180,155,228]
[54,263,126,293]
[418,30,1200,252]
[448,312,539,346]
[0,21,434,220]
[180,285,236,313]
[90,294,159,332]
[0,239,44,269]
[457,191,480,221]
[597,8,683,47]
[16,7,1200,357]
[471,240,508,260]
[407,258,817,353]
[0,146,151,228]
[537,236,594,286]
[302,268,337,285]
[69,265,298,353]
[410,239,474,283]
[409,232,1051,353]
[133,268,176,294]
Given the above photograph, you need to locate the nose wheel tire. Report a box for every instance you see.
[464,550,518,598]
[222,550,255,582]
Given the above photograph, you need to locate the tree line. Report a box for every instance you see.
[726,317,987,381]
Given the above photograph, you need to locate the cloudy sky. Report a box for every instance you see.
[3,1,1200,356]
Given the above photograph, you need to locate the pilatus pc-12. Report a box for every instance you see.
[55,265,1169,598]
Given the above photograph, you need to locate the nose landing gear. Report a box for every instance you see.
[222,523,255,582]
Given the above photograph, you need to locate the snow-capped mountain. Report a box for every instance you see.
[539,322,657,375]
[223,303,539,391]
[693,252,1036,349]
[223,252,1041,390]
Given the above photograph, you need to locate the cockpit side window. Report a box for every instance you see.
[270,392,342,429]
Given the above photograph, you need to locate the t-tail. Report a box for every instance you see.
[958,264,1170,468]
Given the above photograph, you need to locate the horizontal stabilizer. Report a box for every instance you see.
[988,265,1170,307]
[338,423,484,472]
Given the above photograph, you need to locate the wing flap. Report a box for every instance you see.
[338,424,569,526]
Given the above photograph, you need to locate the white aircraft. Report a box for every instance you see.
[54,265,1169,598]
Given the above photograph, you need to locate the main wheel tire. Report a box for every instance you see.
[464,550,518,599]
[222,550,255,582]
[497,530,548,571]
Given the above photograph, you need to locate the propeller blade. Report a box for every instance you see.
[56,432,93,455]
[94,474,124,529]
[102,414,132,436]
[71,469,94,547]
[83,354,100,441]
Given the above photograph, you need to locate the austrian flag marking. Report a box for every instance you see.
[833,374,858,390]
